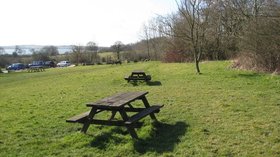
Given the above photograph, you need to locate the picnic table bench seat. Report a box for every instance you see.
[66,105,163,124]
[125,105,163,125]
[66,111,90,123]
[66,109,106,123]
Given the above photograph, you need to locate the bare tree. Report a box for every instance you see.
[111,41,124,60]
[158,0,207,73]
[71,45,84,65]
[40,46,59,56]
[144,17,170,60]
[14,45,24,55]
[32,51,50,61]
[86,41,99,63]
[140,24,151,59]
[0,47,5,55]
[180,0,209,73]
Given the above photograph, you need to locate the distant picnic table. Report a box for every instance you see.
[27,66,45,72]
[66,91,163,138]
[124,70,151,82]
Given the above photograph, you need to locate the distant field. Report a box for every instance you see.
[98,52,115,59]
[0,61,279,157]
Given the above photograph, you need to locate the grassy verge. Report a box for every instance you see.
[0,61,279,157]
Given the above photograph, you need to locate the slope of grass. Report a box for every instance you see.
[0,61,279,157]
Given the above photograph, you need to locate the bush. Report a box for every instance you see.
[231,52,256,71]
[232,51,280,74]
[163,51,190,63]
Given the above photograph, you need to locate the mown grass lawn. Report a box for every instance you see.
[0,61,279,157]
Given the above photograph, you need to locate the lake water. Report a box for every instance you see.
[2,47,72,54]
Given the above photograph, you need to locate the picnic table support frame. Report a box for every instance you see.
[81,107,98,133]
[119,109,138,139]
[141,96,157,121]
[109,111,117,120]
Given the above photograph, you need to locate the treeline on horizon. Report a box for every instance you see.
[0,0,279,74]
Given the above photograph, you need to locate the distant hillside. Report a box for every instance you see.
[0,45,110,54]
[0,45,72,54]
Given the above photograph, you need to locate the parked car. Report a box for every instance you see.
[57,61,71,67]
[28,60,56,68]
[6,63,26,70]
[44,61,56,68]
[28,61,45,68]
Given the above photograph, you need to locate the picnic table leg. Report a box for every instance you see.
[81,107,98,133]
[108,111,117,120]
[119,109,138,139]
[127,103,134,108]
[127,75,132,82]
[141,96,158,121]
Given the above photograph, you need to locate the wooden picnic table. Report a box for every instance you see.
[124,70,151,82]
[66,91,163,138]
[28,66,45,72]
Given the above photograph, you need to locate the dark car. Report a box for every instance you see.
[29,61,44,67]
[28,60,56,68]
[6,63,26,70]
[44,61,56,68]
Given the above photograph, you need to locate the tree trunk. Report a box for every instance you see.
[194,48,201,74]
[146,39,150,59]
[117,51,120,60]
[195,57,201,74]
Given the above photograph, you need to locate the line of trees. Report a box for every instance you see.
[0,41,125,67]
[137,0,280,74]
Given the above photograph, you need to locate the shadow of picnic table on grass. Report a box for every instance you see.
[89,127,127,149]
[236,73,263,79]
[89,121,188,153]
[133,121,188,153]
[146,81,162,86]
[130,81,162,86]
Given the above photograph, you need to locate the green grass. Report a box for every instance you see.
[0,61,279,157]
[98,52,115,59]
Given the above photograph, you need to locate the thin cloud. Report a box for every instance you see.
[0,0,177,46]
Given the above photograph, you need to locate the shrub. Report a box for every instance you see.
[163,51,190,63]
[232,51,280,74]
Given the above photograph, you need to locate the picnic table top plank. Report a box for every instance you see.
[86,91,148,108]
[131,70,146,74]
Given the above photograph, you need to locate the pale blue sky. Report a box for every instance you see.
[0,0,177,46]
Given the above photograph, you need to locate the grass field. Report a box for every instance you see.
[0,61,279,157]
[98,52,115,59]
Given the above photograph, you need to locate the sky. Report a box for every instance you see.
[0,0,177,47]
